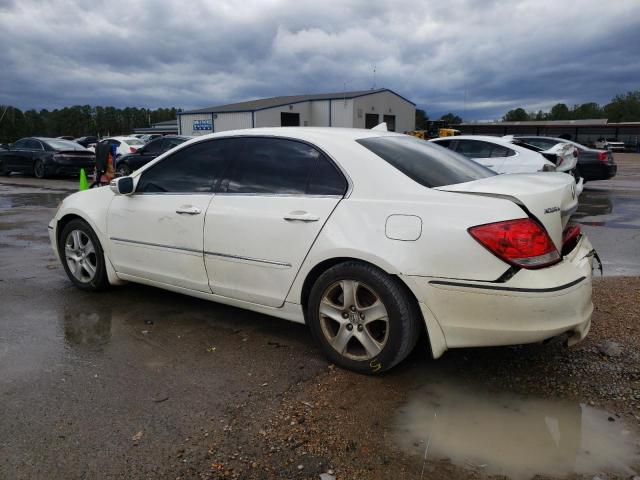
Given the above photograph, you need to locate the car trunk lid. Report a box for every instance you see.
[436,172,578,250]
[53,150,95,164]
[545,143,577,172]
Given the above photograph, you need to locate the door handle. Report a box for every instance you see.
[283,211,320,222]
[176,205,202,215]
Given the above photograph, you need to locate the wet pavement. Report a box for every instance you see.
[0,181,327,478]
[574,154,640,275]
[1,155,639,480]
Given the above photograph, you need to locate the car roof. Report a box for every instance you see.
[106,136,140,141]
[432,135,515,145]
[197,127,403,142]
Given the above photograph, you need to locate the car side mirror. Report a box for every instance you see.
[110,176,134,195]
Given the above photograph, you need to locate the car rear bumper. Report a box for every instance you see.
[404,235,595,358]
[577,162,617,181]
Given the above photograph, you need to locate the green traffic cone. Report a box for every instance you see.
[79,168,88,191]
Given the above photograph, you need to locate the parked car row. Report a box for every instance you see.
[509,135,617,182]
[429,134,616,184]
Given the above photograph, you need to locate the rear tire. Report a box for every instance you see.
[33,159,46,178]
[307,261,422,374]
[58,219,110,291]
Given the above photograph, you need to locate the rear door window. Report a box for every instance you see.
[490,144,515,157]
[454,140,494,158]
[431,139,455,150]
[223,138,318,195]
[307,154,348,195]
[25,139,42,150]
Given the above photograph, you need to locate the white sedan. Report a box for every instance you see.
[430,134,581,172]
[98,136,146,157]
[48,128,594,373]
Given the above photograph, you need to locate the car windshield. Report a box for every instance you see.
[606,138,620,142]
[44,139,85,150]
[123,138,145,146]
[357,136,495,188]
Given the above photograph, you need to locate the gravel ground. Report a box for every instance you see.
[181,276,640,480]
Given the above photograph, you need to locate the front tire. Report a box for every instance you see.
[116,162,132,176]
[58,219,109,291]
[33,159,46,178]
[307,261,422,374]
[0,159,9,176]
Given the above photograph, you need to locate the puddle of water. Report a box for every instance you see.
[63,310,112,348]
[0,192,68,209]
[395,380,640,479]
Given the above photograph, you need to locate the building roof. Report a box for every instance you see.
[181,88,415,114]
[459,119,609,127]
[152,119,178,126]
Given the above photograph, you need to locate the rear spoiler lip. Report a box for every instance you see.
[437,190,540,224]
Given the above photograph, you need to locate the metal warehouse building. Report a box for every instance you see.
[457,119,640,148]
[178,88,416,136]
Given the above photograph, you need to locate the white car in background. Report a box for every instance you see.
[595,137,625,152]
[431,135,582,194]
[101,136,146,157]
[502,135,578,173]
[48,128,594,374]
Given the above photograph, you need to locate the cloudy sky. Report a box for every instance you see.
[1,0,638,120]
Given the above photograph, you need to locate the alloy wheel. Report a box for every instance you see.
[64,229,97,283]
[318,279,389,360]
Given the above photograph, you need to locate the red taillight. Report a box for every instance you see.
[561,224,581,256]
[130,147,137,153]
[598,151,608,163]
[469,219,560,269]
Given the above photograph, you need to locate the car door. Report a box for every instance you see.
[133,138,166,169]
[203,137,347,308]
[2,139,27,170]
[9,139,36,172]
[107,139,235,292]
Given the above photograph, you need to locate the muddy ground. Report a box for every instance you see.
[1,154,639,480]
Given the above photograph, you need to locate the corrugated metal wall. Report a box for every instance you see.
[311,100,330,126]
[330,99,353,127]
[215,112,253,132]
[352,91,415,132]
[255,102,312,127]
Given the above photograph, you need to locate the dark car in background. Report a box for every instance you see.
[511,136,617,182]
[0,137,95,178]
[75,136,98,148]
[115,135,190,175]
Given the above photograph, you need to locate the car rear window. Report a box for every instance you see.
[45,139,85,150]
[356,136,495,188]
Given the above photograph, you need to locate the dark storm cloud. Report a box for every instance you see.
[0,0,638,120]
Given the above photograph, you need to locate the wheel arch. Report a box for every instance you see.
[56,212,124,286]
[298,256,436,356]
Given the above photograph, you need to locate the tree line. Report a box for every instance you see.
[0,105,181,143]
[502,90,640,122]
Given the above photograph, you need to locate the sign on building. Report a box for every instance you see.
[193,119,213,131]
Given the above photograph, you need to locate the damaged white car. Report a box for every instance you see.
[49,129,595,374]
